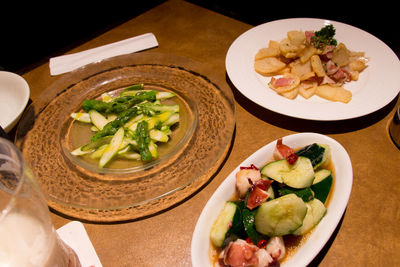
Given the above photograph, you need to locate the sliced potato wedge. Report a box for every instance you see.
[316,85,352,103]
[290,60,315,81]
[298,81,318,99]
[255,47,281,60]
[299,46,318,63]
[310,55,326,77]
[280,86,299,99]
[287,30,305,47]
[332,43,350,67]
[280,38,303,58]
[255,57,286,76]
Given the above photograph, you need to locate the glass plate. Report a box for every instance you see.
[15,52,236,222]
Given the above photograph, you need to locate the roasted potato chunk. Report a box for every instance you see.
[280,87,299,99]
[255,47,281,60]
[316,85,352,103]
[290,60,315,81]
[287,30,306,47]
[332,43,350,67]
[298,81,318,99]
[310,55,326,77]
[254,57,286,76]
[299,46,318,63]
[279,38,303,58]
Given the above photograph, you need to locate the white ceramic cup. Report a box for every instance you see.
[0,71,30,133]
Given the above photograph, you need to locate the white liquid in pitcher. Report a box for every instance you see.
[0,212,57,266]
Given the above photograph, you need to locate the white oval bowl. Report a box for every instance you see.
[191,132,353,267]
[0,71,30,133]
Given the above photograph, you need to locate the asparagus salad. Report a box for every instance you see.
[70,84,180,168]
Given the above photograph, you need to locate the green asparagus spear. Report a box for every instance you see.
[82,91,157,114]
[135,120,153,161]
[90,107,139,142]
[122,83,144,91]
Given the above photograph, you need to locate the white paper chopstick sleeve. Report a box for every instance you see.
[49,33,158,76]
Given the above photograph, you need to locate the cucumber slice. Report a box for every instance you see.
[255,194,307,236]
[293,198,327,235]
[261,157,314,189]
[267,184,275,200]
[210,202,239,247]
[89,110,109,130]
[278,187,314,202]
[295,143,330,169]
[261,159,286,183]
[311,169,333,203]
[292,202,314,235]
[99,127,124,168]
[309,198,327,225]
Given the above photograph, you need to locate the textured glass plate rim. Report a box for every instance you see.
[15,52,236,221]
[191,132,353,266]
[61,86,198,175]
[226,17,400,121]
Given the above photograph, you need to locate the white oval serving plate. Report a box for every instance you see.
[191,132,353,267]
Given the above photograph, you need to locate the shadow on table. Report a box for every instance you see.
[227,74,399,134]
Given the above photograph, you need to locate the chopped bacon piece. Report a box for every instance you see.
[332,68,351,82]
[305,31,315,45]
[325,60,339,75]
[322,45,335,55]
[271,77,295,87]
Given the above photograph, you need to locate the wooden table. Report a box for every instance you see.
[20,0,400,266]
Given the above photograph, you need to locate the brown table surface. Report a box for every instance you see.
[20,0,400,266]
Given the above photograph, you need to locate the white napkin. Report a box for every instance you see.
[49,33,158,76]
[57,221,102,267]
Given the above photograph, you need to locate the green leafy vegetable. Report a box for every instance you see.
[311,24,337,50]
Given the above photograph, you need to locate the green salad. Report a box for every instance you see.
[210,139,333,266]
[70,84,180,168]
